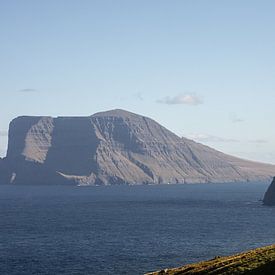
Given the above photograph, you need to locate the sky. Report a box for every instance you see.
[0,0,275,163]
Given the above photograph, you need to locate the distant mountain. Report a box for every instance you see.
[0,109,274,185]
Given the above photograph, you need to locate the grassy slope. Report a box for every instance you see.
[146,244,275,275]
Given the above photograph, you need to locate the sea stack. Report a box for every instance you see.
[263,177,275,205]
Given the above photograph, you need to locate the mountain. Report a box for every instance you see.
[263,177,275,205]
[0,109,275,185]
[146,244,275,275]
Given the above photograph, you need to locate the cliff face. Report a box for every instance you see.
[1,109,275,185]
[263,177,275,205]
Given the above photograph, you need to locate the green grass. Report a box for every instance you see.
[146,244,275,275]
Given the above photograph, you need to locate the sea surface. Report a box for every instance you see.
[0,183,275,275]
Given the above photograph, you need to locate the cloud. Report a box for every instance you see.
[0,130,8,137]
[17,88,39,93]
[248,139,268,144]
[187,133,269,145]
[229,113,244,123]
[232,152,275,164]
[231,117,244,123]
[134,92,144,101]
[187,133,239,143]
[157,94,203,105]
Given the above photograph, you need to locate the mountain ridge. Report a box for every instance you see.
[0,109,274,185]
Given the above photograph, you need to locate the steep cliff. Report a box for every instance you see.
[1,109,275,185]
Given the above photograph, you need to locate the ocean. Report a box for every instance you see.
[0,183,275,274]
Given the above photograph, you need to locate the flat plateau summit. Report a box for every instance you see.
[0,109,275,185]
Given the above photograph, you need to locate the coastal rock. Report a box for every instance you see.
[1,109,275,185]
[263,177,275,205]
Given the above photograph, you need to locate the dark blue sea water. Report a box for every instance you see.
[0,183,275,275]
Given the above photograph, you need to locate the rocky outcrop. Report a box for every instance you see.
[1,109,275,185]
[263,177,275,205]
[146,244,275,275]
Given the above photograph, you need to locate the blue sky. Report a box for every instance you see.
[1,0,275,163]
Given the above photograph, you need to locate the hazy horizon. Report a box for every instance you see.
[1,0,275,163]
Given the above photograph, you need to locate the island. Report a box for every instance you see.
[0,109,275,185]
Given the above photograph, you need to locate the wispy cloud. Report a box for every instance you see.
[187,133,269,145]
[17,88,39,93]
[134,92,144,101]
[0,130,8,137]
[157,94,203,105]
[231,117,244,123]
[230,114,244,123]
[232,152,275,164]
[187,133,239,143]
[248,139,268,144]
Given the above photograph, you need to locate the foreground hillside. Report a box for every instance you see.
[1,109,275,185]
[146,244,275,275]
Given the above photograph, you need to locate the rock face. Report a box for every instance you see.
[1,109,275,185]
[263,177,275,205]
